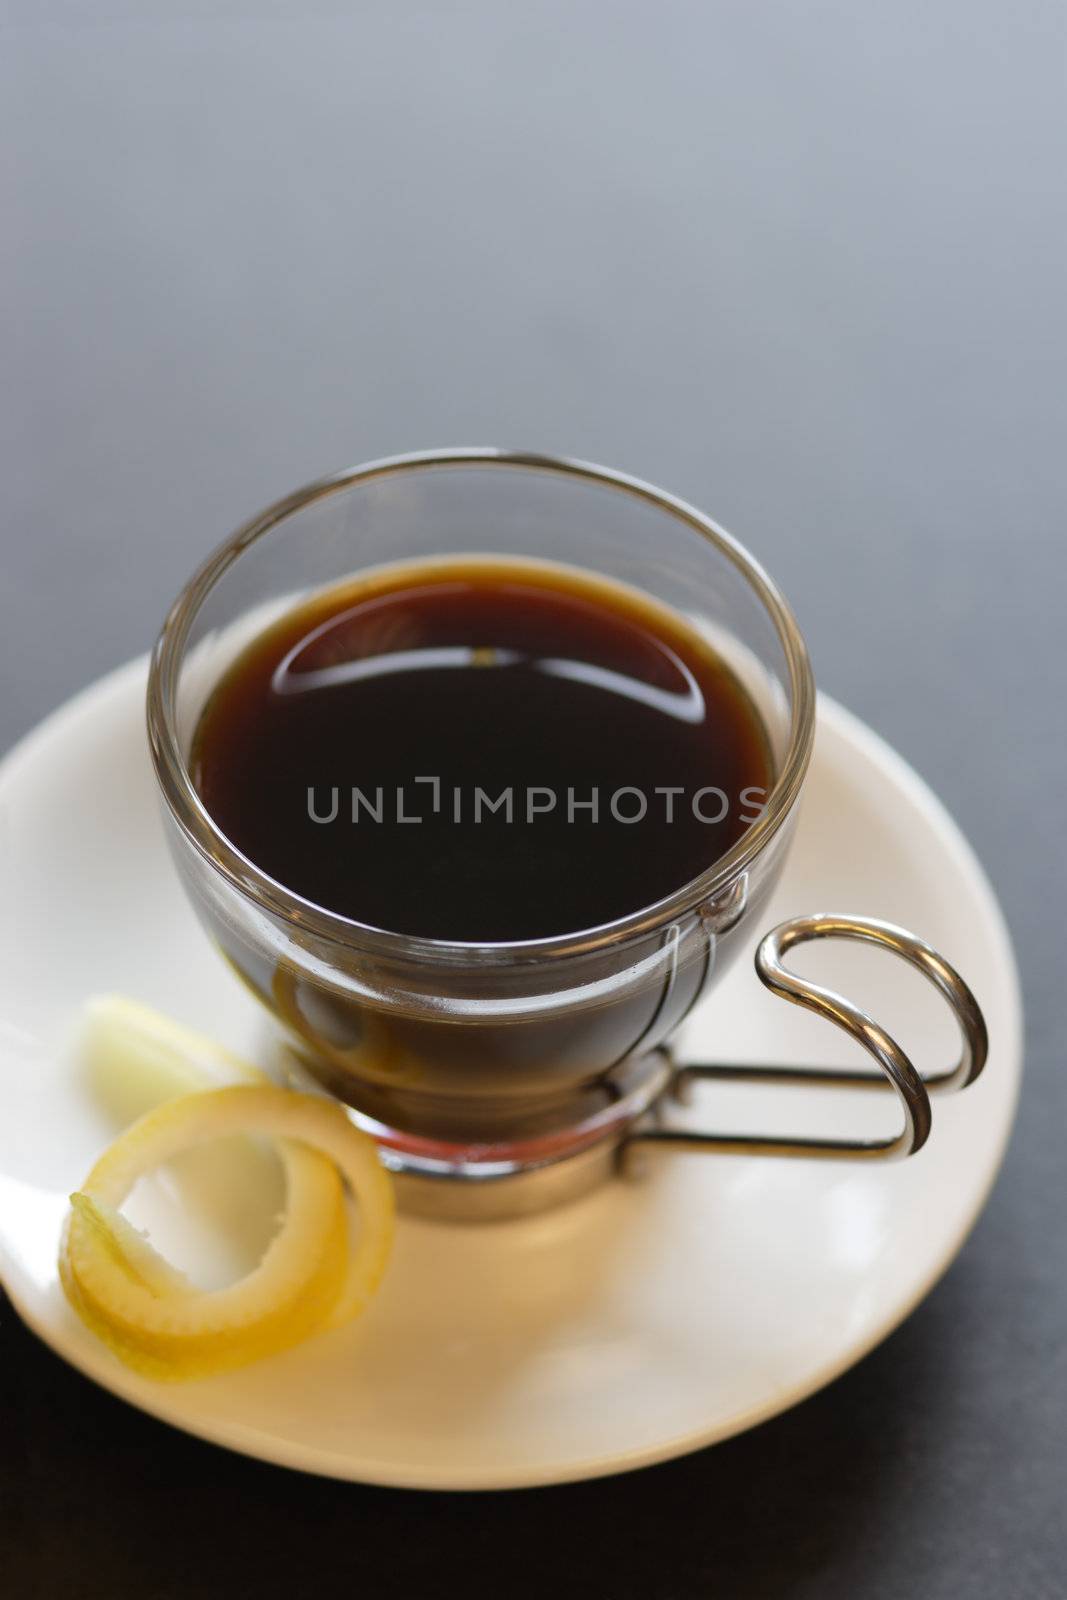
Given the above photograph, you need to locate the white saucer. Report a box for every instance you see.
[0,661,1022,1490]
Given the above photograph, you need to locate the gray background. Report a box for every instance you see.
[2,4,1064,1597]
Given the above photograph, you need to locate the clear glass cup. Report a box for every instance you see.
[146,450,816,1178]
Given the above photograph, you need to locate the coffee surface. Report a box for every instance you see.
[191,560,773,940]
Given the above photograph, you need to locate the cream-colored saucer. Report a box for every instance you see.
[0,661,1021,1489]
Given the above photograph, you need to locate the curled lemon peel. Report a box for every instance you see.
[60,1005,395,1381]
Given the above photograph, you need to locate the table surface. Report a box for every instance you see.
[3,5,1064,1596]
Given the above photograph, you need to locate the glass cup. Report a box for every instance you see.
[147,450,986,1216]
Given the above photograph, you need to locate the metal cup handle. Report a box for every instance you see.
[629,914,989,1163]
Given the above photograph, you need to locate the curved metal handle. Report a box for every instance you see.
[629,914,989,1163]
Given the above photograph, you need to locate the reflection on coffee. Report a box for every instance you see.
[191,560,773,941]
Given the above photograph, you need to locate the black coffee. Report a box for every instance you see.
[191,560,772,941]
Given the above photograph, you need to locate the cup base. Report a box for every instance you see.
[277,1044,674,1221]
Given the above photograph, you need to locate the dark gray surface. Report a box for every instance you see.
[3,5,1064,1597]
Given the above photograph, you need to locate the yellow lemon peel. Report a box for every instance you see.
[60,1010,395,1381]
